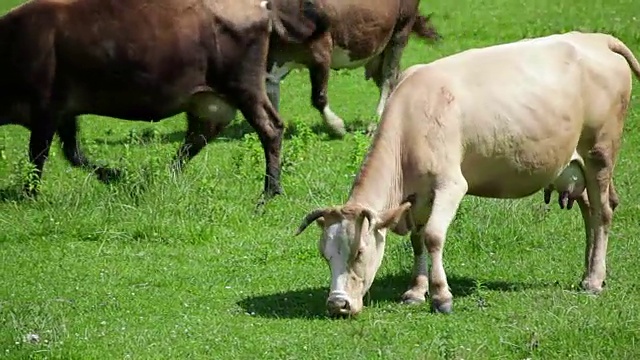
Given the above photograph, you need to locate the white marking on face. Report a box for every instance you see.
[330,47,372,69]
[259,0,268,9]
[323,223,351,295]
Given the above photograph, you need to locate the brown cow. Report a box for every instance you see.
[265,0,441,137]
[0,0,329,199]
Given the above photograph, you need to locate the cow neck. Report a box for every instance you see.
[346,118,404,214]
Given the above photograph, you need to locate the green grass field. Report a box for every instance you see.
[2,0,640,359]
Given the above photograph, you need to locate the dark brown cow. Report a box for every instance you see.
[265,0,441,137]
[0,0,329,198]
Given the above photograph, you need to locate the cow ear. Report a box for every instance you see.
[373,201,412,231]
[315,217,325,229]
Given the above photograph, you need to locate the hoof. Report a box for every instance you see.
[95,167,124,184]
[401,290,426,305]
[327,126,346,139]
[431,299,453,314]
[581,278,604,295]
[22,184,40,199]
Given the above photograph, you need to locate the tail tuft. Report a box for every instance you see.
[412,13,442,42]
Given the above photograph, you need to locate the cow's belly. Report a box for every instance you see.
[330,47,375,69]
[64,82,235,122]
[460,123,581,199]
[462,155,573,198]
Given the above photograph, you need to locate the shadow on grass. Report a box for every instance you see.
[0,186,30,203]
[93,117,377,146]
[237,272,548,320]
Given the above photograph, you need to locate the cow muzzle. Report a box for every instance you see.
[326,290,353,317]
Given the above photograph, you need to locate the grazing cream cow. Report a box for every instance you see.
[295,31,639,317]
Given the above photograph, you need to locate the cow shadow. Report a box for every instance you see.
[93,117,377,146]
[236,272,552,320]
[0,186,31,203]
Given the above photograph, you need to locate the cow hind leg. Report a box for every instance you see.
[423,173,468,314]
[24,110,56,196]
[265,62,293,112]
[373,25,412,118]
[57,115,123,183]
[171,91,237,175]
[580,144,616,294]
[309,64,346,138]
[401,230,429,305]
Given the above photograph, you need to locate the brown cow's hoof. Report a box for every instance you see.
[95,167,124,184]
[22,184,40,199]
[543,188,552,204]
[327,126,346,139]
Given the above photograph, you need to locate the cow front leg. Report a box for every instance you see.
[238,93,285,200]
[25,114,56,196]
[309,64,345,138]
[424,173,468,314]
[401,230,429,304]
[57,115,122,183]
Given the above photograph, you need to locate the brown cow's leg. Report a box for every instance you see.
[309,64,346,137]
[265,62,292,112]
[372,27,412,118]
[238,94,284,199]
[401,229,429,305]
[25,111,56,196]
[57,115,122,183]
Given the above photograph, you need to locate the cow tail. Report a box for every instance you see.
[411,13,442,42]
[608,35,640,80]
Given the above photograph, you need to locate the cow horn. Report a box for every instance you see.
[295,208,332,236]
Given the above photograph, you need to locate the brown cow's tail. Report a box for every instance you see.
[608,35,640,80]
[267,0,330,44]
[412,13,442,42]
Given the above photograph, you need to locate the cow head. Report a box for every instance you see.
[295,201,412,317]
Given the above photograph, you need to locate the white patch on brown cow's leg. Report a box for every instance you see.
[322,105,346,136]
[375,81,391,117]
[424,176,468,314]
